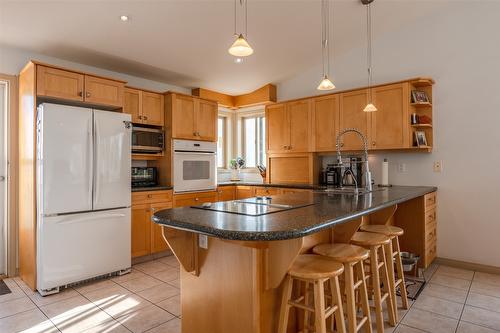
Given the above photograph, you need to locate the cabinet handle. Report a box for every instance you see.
[85,92,91,98]
[288,145,292,150]
[193,132,197,136]
[138,115,142,120]
[147,194,152,198]
[372,141,376,146]
[340,143,345,147]
[78,91,83,97]
[195,198,199,201]
[144,116,148,120]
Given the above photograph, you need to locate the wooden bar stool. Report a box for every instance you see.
[350,232,396,333]
[359,225,409,320]
[313,244,372,333]
[278,254,346,333]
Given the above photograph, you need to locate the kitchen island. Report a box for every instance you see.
[153,186,437,333]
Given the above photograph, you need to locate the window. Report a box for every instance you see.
[217,117,226,168]
[242,115,266,168]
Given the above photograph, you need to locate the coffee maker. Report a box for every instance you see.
[319,157,363,187]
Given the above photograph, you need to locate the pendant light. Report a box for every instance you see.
[317,0,335,91]
[228,0,254,57]
[362,0,377,112]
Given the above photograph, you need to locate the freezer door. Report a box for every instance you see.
[37,208,131,291]
[93,110,131,210]
[38,103,93,215]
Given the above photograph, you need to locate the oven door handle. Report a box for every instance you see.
[174,151,216,155]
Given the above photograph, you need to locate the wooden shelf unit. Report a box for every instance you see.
[409,78,434,149]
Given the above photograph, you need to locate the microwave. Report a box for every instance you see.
[132,126,164,153]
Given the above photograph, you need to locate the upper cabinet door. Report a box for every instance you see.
[266,103,288,153]
[36,66,84,102]
[339,90,371,151]
[124,88,142,123]
[172,94,196,139]
[371,83,410,149]
[195,99,217,141]
[288,100,311,152]
[313,95,340,152]
[142,92,164,126]
[84,75,124,108]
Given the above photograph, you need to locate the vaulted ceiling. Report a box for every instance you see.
[0,0,447,94]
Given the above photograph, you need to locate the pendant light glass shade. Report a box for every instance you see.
[228,34,254,57]
[317,0,335,91]
[363,103,378,112]
[317,75,335,90]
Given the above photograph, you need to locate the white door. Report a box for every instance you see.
[0,82,7,275]
[38,104,93,215]
[37,208,131,291]
[93,110,131,210]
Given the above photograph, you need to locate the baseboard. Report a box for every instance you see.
[132,250,173,265]
[435,257,500,275]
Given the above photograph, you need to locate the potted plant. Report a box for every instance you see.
[229,157,245,181]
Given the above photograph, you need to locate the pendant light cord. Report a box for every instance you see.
[320,0,330,78]
[366,3,373,102]
[234,0,248,38]
[245,0,248,39]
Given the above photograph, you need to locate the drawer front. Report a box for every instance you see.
[424,192,437,210]
[425,208,437,228]
[174,191,218,207]
[132,190,173,205]
[425,240,437,266]
[254,186,281,196]
[425,222,437,245]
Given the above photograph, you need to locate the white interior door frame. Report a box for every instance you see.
[0,73,18,278]
[0,80,8,276]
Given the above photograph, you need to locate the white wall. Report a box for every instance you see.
[0,46,190,94]
[277,1,500,267]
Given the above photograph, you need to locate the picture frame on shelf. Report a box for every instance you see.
[411,90,430,104]
[415,131,428,147]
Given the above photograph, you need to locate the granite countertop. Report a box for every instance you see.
[152,185,437,241]
[217,181,318,189]
[132,186,173,192]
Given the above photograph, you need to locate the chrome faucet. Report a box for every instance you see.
[336,128,373,192]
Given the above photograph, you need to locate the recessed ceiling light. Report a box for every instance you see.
[234,58,243,64]
[120,15,129,22]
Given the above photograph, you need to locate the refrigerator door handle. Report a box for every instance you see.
[55,213,127,225]
[93,115,99,208]
[88,116,94,210]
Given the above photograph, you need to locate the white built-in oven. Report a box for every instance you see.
[173,139,217,193]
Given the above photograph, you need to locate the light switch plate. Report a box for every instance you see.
[398,163,407,173]
[199,235,208,249]
[433,161,443,173]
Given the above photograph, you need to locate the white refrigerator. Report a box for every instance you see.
[36,103,132,295]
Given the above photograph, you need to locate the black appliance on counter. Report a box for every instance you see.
[319,157,363,187]
[131,167,158,188]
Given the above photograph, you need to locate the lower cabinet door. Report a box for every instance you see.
[131,204,151,258]
[150,202,173,253]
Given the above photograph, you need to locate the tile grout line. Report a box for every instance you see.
[454,270,475,333]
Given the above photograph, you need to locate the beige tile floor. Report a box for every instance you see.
[1,258,500,332]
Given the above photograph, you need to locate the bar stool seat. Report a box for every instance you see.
[290,254,345,279]
[360,225,404,237]
[351,232,391,247]
[313,243,369,263]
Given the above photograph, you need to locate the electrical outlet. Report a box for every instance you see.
[199,235,208,249]
[398,163,407,173]
[433,161,443,173]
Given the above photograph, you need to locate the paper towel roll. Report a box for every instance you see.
[381,159,389,186]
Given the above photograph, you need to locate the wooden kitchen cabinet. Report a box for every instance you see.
[173,191,218,207]
[266,103,288,153]
[35,64,125,108]
[267,153,318,184]
[84,75,124,108]
[266,100,311,153]
[196,99,218,141]
[217,186,236,201]
[166,93,218,142]
[131,203,152,258]
[36,65,84,102]
[236,186,256,199]
[124,88,164,126]
[254,186,281,196]
[131,190,173,258]
[312,94,340,151]
[150,202,173,253]
[371,83,410,149]
[339,89,371,151]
